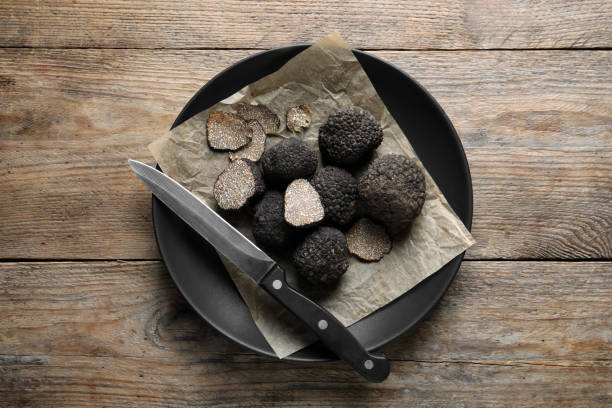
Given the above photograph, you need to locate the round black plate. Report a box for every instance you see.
[152,46,473,362]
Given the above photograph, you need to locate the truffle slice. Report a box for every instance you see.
[346,218,392,262]
[229,120,266,162]
[252,191,295,251]
[261,138,318,186]
[359,154,426,235]
[319,106,383,167]
[286,104,312,132]
[213,159,265,210]
[311,166,359,227]
[284,179,324,228]
[206,111,252,151]
[236,104,280,134]
[293,226,349,285]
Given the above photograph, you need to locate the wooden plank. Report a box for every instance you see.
[2,145,610,261]
[1,355,609,407]
[0,49,610,260]
[1,1,610,50]
[2,49,609,148]
[1,262,609,363]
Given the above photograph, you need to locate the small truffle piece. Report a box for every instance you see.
[293,226,349,285]
[359,154,426,235]
[311,166,359,227]
[261,138,318,186]
[206,111,252,151]
[284,179,324,228]
[236,104,280,134]
[346,218,392,262]
[286,104,312,132]
[213,159,265,210]
[252,191,295,250]
[229,119,266,162]
[319,106,383,167]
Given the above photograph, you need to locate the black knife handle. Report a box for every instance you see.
[260,265,390,382]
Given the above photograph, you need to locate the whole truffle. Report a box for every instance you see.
[252,191,295,250]
[311,166,359,227]
[319,106,383,167]
[358,154,426,235]
[293,226,349,285]
[213,159,265,211]
[261,138,318,186]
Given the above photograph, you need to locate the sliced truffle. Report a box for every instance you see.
[319,106,383,167]
[206,111,252,151]
[346,218,392,262]
[311,166,359,227]
[213,159,265,211]
[286,104,312,132]
[236,104,280,134]
[252,191,295,251]
[261,138,318,186]
[229,119,266,162]
[358,154,426,235]
[284,179,324,228]
[293,226,349,285]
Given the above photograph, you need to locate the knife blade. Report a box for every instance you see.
[129,159,390,382]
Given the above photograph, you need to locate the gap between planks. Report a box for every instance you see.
[0,258,610,263]
[0,46,611,51]
[1,354,607,369]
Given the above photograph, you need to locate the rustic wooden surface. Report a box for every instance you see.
[0,1,610,406]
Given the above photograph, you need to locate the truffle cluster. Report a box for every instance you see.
[208,103,426,286]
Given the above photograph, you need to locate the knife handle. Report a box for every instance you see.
[260,265,390,383]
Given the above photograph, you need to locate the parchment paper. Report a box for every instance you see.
[149,32,475,358]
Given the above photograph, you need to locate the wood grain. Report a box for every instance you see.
[1,1,611,50]
[1,355,609,407]
[1,49,610,260]
[2,49,609,148]
[1,262,610,363]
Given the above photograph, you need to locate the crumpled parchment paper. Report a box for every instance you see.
[149,32,475,359]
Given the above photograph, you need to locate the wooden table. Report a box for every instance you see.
[1,1,610,406]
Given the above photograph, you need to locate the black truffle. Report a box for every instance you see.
[311,166,359,227]
[358,154,426,235]
[286,104,312,132]
[319,106,383,167]
[293,226,349,285]
[284,179,325,228]
[261,138,318,186]
[236,104,280,134]
[206,111,252,151]
[346,218,392,262]
[229,119,266,162]
[252,191,295,250]
[213,159,265,210]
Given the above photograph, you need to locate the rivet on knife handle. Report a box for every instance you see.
[261,265,391,383]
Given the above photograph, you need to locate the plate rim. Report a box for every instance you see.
[152,45,473,362]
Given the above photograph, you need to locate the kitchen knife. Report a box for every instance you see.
[129,160,390,382]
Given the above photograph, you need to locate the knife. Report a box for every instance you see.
[129,160,390,382]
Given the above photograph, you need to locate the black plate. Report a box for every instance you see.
[152,46,473,362]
